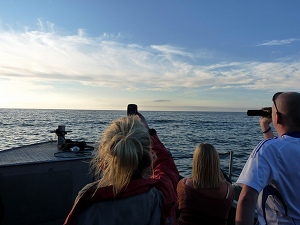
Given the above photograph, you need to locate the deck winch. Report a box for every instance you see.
[50,125,94,154]
[50,125,72,146]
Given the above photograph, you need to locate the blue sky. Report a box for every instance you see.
[0,1,299,111]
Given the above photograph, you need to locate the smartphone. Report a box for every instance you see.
[127,104,138,115]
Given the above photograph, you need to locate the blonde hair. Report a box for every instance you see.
[91,115,152,195]
[192,143,221,189]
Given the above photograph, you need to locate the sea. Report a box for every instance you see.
[0,108,274,182]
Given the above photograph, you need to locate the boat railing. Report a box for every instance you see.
[219,151,239,181]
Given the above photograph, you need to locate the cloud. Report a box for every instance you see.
[150,45,191,57]
[0,20,300,93]
[153,100,172,102]
[257,38,300,46]
[203,61,300,90]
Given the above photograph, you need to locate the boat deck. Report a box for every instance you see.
[0,141,95,225]
[0,141,94,167]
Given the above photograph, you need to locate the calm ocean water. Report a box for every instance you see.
[0,108,273,182]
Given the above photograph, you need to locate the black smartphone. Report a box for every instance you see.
[127,104,138,115]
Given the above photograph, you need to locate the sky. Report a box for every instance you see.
[0,1,299,111]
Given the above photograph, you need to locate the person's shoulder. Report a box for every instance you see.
[224,180,235,194]
[251,137,279,158]
[220,180,233,190]
[75,181,99,202]
[177,178,186,186]
[82,180,99,191]
[177,178,190,192]
[221,180,235,200]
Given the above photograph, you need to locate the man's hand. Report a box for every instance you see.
[260,108,275,139]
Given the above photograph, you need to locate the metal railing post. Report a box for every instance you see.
[228,151,233,181]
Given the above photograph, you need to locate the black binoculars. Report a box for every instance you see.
[247,107,272,118]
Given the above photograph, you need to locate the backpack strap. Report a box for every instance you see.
[262,185,287,225]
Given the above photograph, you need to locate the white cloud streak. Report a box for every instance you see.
[1,21,300,93]
[257,38,300,46]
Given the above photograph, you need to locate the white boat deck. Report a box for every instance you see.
[0,141,94,167]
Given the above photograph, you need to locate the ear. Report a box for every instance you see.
[275,112,283,125]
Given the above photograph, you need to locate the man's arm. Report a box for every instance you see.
[236,185,259,225]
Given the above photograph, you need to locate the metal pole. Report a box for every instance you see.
[57,125,66,146]
[228,150,233,181]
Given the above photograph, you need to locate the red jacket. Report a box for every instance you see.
[64,134,179,225]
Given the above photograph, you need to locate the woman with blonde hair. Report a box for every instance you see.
[64,114,179,225]
[177,143,234,225]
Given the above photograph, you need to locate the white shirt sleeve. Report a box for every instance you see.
[237,139,277,193]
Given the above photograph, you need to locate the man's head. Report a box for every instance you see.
[272,92,300,134]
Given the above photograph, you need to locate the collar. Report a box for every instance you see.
[282,131,300,138]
